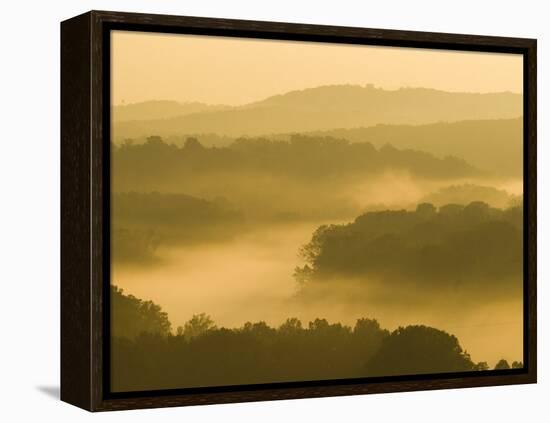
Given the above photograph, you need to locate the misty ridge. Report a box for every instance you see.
[111,131,521,267]
[113,118,523,179]
[110,134,515,266]
[112,84,522,139]
[112,192,244,264]
[110,82,524,383]
[295,201,522,302]
[110,285,521,391]
[112,133,480,191]
[287,117,523,177]
[112,86,523,181]
[113,100,231,121]
[420,184,520,209]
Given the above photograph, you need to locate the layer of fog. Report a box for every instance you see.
[114,218,523,367]
[113,169,524,367]
[350,171,522,212]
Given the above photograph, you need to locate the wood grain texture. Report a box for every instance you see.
[91,9,535,51]
[90,10,107,411]
[60,11,92,410]
[60,10,537,412]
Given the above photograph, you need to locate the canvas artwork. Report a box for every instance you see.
[109,31,524,393]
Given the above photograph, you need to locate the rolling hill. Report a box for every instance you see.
[112,85,522,140]
[299,118,523,176]
[113,100,230,122]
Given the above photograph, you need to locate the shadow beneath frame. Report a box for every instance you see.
[36,385,60,400]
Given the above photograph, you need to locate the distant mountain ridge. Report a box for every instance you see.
[112,85,522,140]
[293,117,523,177]
[113,100,230,122]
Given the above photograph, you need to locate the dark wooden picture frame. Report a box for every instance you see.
[61,10,537,412]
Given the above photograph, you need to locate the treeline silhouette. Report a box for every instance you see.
[112,192,243,264]
[419,184,519,209]
[112,135,478,192]
[302,117,522,177]
[111,286,171,338]
[110,286,519,392]
[296,201,522,295]
[111,186,521,266]
[112,135,482,225]
[113,118,522,179]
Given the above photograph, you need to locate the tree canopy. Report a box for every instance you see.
[296,201,523,295]
[365,325,474,376]
[112,135,479,195]
[109,287,497,392]
[111,285,171,339]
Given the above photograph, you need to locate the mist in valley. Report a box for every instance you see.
[109,31,524,391]
[112,146,524,368]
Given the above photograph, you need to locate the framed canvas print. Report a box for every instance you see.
[60,10,537,411]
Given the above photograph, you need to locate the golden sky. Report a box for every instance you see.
[111,30,523,106]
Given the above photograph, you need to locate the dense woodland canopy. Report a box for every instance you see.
[295,201,523,297]
[112,134,478,189]
[113,118,522,178]
[110,286,520,392]
[112,192,243,263]
[110,197,524,390]
[112,134,495,265]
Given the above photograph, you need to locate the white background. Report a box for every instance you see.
[0,0,547,420]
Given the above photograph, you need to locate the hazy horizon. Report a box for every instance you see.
[110,29,524,390]
[112,83,523,108]
[112,31,523,106]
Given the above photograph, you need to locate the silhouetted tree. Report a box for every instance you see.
[111,285,171,339]
[183,313,217,339]
[293,265,313,287]
[183,137,205,151]
[511,361,523,369]
[279,317,303,334]
[494,359,511,370]
[145,135,164,146]
[473,361,490,371]
[416,202,436,219]
[365,325,475,376]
